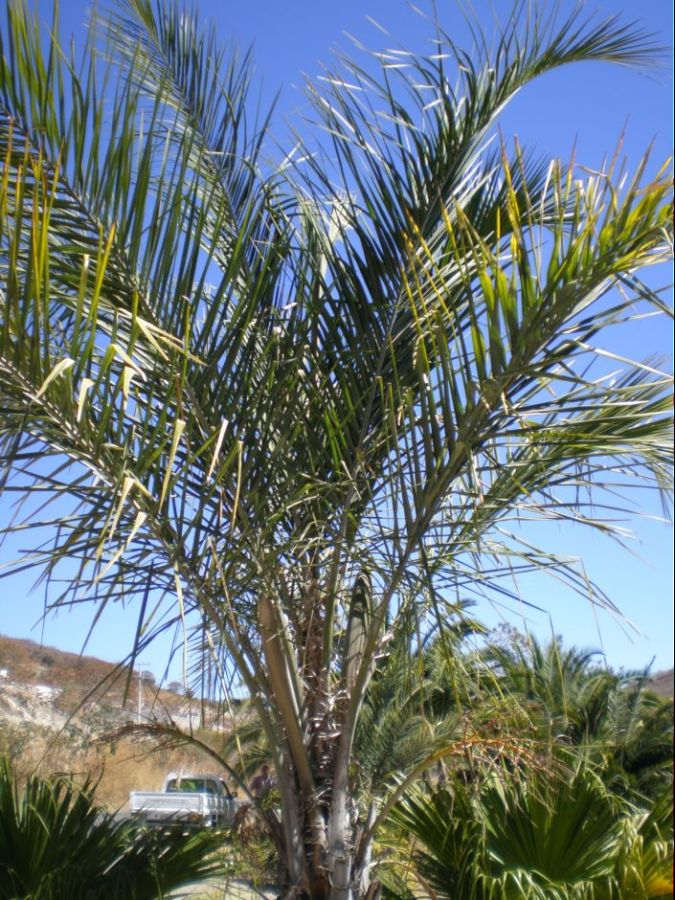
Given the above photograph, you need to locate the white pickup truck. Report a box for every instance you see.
[129,772,239,828]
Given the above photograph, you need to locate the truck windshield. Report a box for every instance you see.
[166,779,217,794]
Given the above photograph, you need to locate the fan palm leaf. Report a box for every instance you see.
[387,763,673,899]
[0,757,228,899]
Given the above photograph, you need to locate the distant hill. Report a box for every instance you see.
[646,669,674,699]
[1,633,133,700]
[0,633,186,720]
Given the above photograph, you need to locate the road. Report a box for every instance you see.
[170,878,278,898]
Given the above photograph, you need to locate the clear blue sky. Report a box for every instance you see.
[0,0,672,681]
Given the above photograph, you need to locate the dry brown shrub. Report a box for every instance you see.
[92,735,208,809]
[0,721,216,810]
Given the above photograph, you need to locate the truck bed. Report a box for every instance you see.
[130,791,227,826]
[129,773,240,828]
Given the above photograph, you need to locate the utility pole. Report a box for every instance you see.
[137,662,150,724]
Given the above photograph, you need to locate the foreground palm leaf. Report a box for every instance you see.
[387,764,674,899]
[0,758,228,899]
[0,0,672,896]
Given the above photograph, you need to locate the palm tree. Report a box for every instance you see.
[483,634,615,740]
[0,0,672,895]
[0,757,228,898]
[600,671,674,800]
[483,635,673,796]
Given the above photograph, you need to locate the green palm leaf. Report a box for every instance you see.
[388,764,673,899]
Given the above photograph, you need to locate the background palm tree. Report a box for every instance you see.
[482,635,673,798]
[0,0,672,896]
[598,672,674,800]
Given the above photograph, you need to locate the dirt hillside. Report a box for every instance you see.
[646,669,674,699]
[0,634,234,809]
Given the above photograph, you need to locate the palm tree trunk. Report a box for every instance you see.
[356,803,378,896]
[327,756,354,899]
[276,754,307,892]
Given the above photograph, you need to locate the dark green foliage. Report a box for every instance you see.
[386,764,674,899]
[481,767,622,890]
[482,636,674,799]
